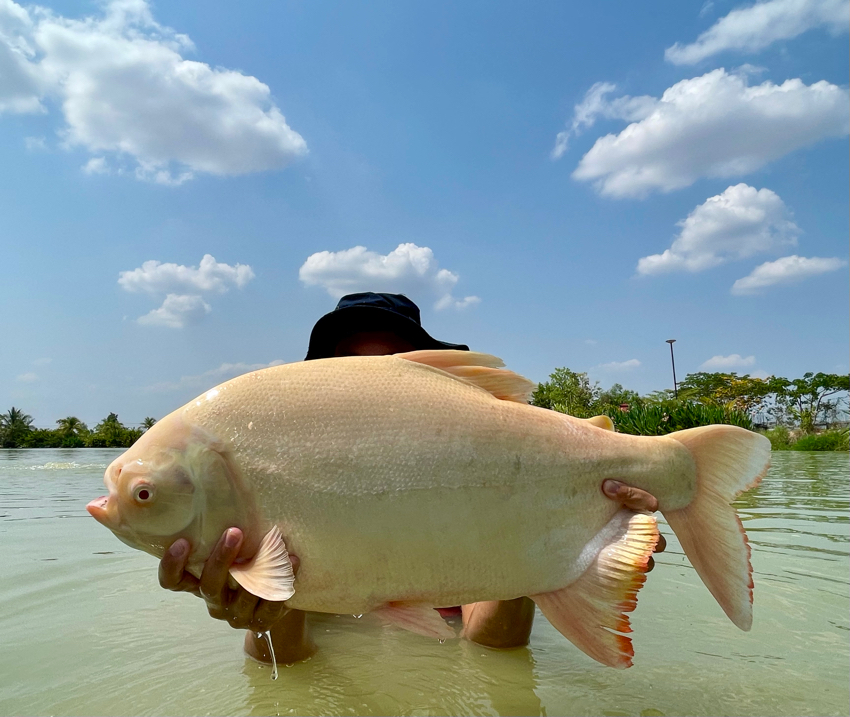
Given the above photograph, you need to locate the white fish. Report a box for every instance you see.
[87,350,770,668]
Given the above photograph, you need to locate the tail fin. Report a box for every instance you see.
[664,425,771,631]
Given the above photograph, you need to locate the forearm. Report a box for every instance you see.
[243,609,317,665]
[461,597,535,649]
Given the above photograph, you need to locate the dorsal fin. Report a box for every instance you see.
[396,349,535,403]
[583,415,615,431]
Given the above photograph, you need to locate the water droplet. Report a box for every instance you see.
[258,630,278,680]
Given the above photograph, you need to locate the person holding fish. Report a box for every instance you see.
[157,293,667,665]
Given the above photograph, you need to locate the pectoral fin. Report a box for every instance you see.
[372,601,457,640]
[530,511,658,669]
[229,525,295,602]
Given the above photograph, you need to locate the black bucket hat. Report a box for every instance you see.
[305,292,469,360]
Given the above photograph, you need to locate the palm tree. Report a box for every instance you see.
[56,416,87,437]
[0,407,35,448]
[91,413,128,447]
[142,417,157,431]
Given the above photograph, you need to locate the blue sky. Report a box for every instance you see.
[1,0,848,428]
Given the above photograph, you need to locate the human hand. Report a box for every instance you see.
[158,527,298,632]
[601,479,667,570]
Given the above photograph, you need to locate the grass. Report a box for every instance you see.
[762,426,849,451]
[790,429,849,451]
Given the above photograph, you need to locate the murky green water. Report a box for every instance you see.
[0,449,847,717]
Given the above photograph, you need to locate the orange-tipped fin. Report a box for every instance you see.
[530,511,658,669]
[373,601,457,640]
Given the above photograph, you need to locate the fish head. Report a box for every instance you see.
[87,415,259,566]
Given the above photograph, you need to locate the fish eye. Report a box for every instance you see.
[133,484,155,504]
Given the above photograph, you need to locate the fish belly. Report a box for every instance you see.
[183,356,691,614]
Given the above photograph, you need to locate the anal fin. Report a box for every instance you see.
[530,511,658,669]
[372,601,457,641]
[229,525,295,602]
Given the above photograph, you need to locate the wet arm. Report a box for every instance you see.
[462,597,536,649]
[159,528,315,664]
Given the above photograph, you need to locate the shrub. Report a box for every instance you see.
[606,401,753,436]
[763,425,793,451]
[791,429,849,452]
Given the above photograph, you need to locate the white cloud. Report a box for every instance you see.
[82,156,109,175]
[731,255,847,294]
[145,359,285,392]
[32,357,51,366]
[120,254,254,328]
[637,184,799,274]
[700,354,757,369]
[666,0,850,65]
[0,0,45,113]
[119,254,254,295]
[584,339,598,345]
[24,135,46,150]
[551,82,655,159]
[299,243,480,311]
[0,0,306,183]
[137,293,210,328]
[570,69,849,198]
[16,372,38,382]
[597,359,641,371]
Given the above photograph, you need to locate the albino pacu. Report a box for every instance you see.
[87,350,771,668]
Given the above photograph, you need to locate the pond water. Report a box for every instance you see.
[0,448,847,716]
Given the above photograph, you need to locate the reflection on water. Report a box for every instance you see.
[0,449,847,716]
[241,614,545,717]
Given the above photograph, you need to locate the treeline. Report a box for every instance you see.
[3,368,847,450]
[0,409,156,449]
[532,368,849,450]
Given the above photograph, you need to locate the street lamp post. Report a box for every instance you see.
[666,339,678,399]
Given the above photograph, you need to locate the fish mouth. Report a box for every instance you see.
[86,495,113,526]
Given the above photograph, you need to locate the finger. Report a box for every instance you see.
[226,589,261,630]
[207,602,229,622]
[602,480,659,513]
[159,539,200,593]
[654,533,667,554]
[199,528,243,605]
[251,599,291,632]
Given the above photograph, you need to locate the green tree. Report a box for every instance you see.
[531,368,601,418]
[678,372,773,414]
[89,413,128,447]
[142,417,157,431]
[643,389,676,404]
[55,416,89,447]
[0,407,34,448]
[773,373,850,433]
[598,383,643,411]
[23,428,62,448]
